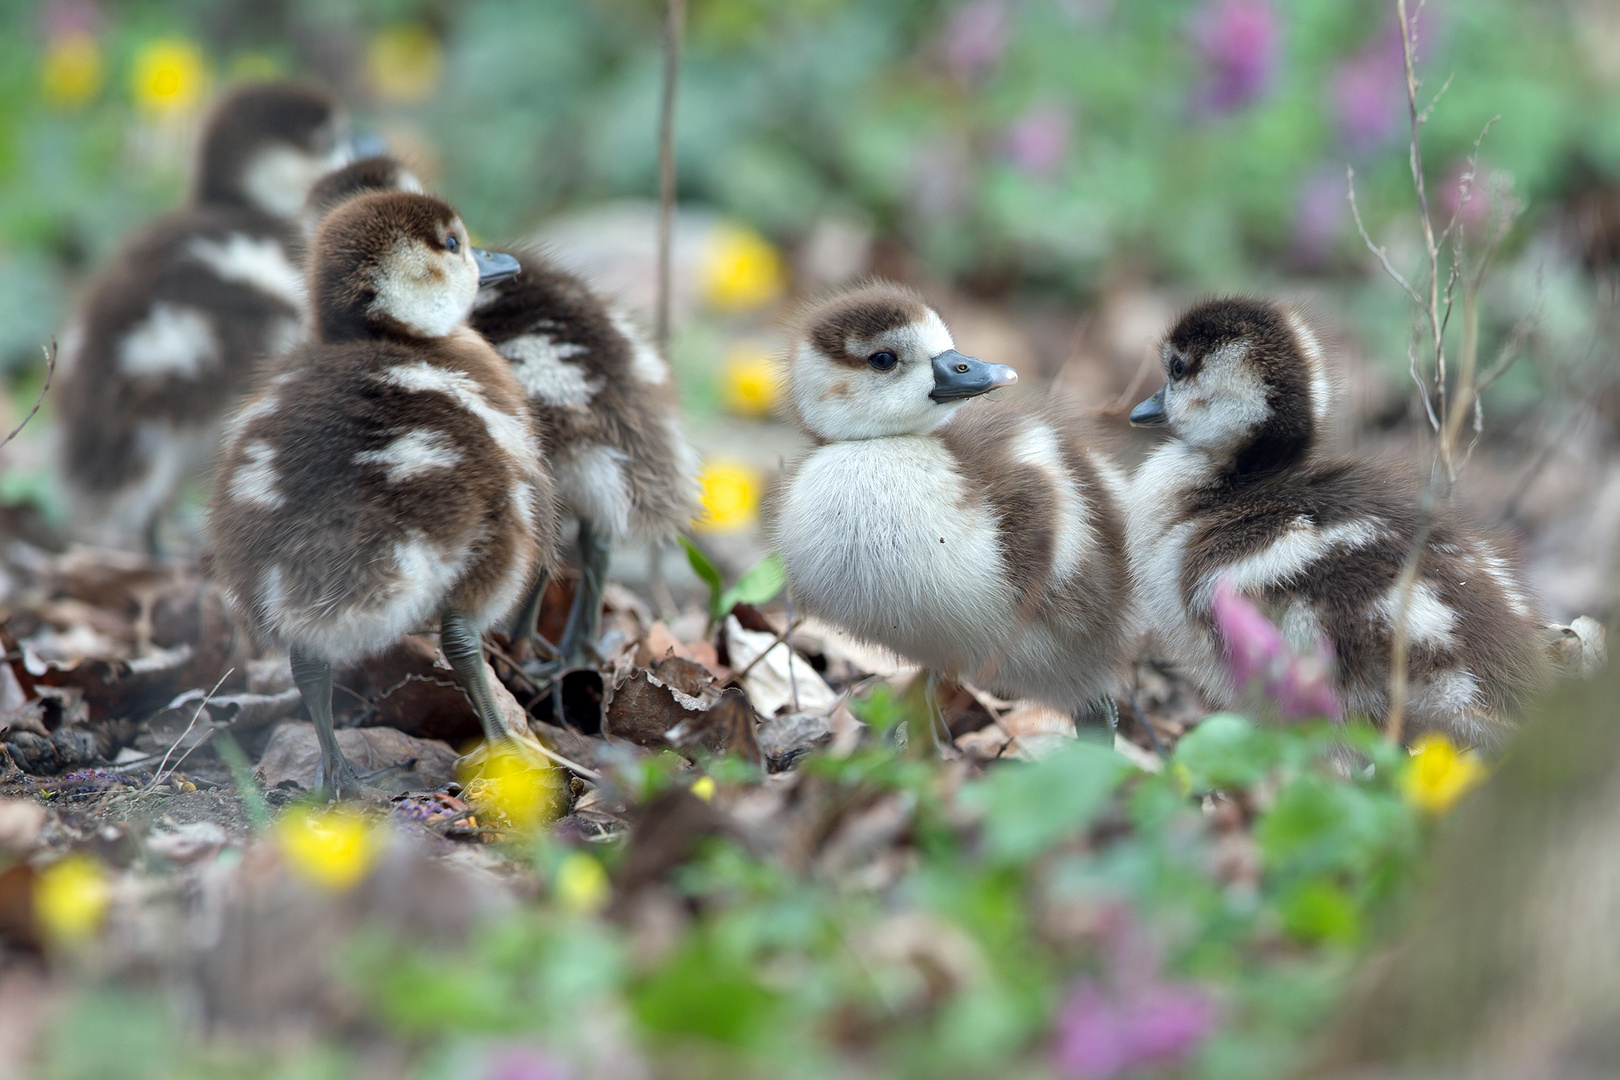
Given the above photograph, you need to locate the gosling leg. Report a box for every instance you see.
[508,567,562,664]
[441,609,525,744]
[1073,693,1119,746]
[557,520,612,669]
[290,647,367,800]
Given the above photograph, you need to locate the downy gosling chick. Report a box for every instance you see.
[208,192,553,798]
[57,81,362,552]
[1126,296,1588,747]
[773,283,1135,730]
[471,250,700,668]
[293,155,699,668]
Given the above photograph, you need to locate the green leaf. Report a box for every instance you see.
[633,937,780,1047]
[1173,713,1278,793]
[1278,879,1362,946]
[965,741,1132,861]
[679,535,725,618]
[718,552,786,615]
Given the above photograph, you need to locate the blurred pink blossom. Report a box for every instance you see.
[1439,161,1508,234]
[1211,578,1344,720]
[1189,0,1279,114]
[1291,167,1349,264]
[485,1046,570,1080]
[942,0,1010,81]
[1332,7,1437,149]
[1054,978,1218,1079]
[40,0,100,39]
[1004,104,1071,178]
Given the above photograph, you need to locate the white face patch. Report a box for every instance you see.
[1163,339,1271,453]
[370,235,480,338]
[242,144,350,219]
[610,309,668,385]
[229,440,285,508]
[353,428,464,484]
[497,334,599,408]
[188,234,307,313]
[118,303,220,378]
[791,312,962,441]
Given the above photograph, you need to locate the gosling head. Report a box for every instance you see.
[788,282,1017,441]
[310,191,520,342]
[301,155,423,238]
[194,81,367,219]
[1131,296,1330,472]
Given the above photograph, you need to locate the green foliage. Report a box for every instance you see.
[681,537,786,621]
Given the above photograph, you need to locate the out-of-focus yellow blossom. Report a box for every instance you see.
[693,460,762,531]
[1403,734,1487,814]
[690,776,716,802]
[132,38,209,115]
[34,854,110,943]
[276,805,381,891]
[555,852,609,914]
[41,33,103,109]
[367,26,443,104]
[721,343,781,418]
[700,223,785,312]
[459,743,557,831]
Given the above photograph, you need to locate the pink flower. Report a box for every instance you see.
[1332,8,1438,150]
[1190,0,1279,114]
[942,0,1010,82]
[1290,167,1349,264]
[1211,578,1344,720]
[1053,978,1218,1079]
[485,1046,569,1080]
[1004,104,1071,178]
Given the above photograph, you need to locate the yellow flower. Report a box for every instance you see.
[34,854,110,943]
[41,33,103,109]
[367,26,443,104]
[693,460,762,531]
[555,852,609,914]
[458,743,557,831]
[700,223,785,312]
[690,776,716,802]
[132,39,209,116]
[276,805,381,891]
[721,343,781,418]
[1403,734,1487,814]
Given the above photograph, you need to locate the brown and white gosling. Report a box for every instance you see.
[57,81,364,551]
[208,191,553,798]
[1125,296,1603,747]
[293,155,699,668]
[772,283,1135,732]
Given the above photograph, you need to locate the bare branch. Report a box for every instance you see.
[0,341,57,456]
[653,0,688,358]
[1347,166,1424,306]
[1415,70,1455,126]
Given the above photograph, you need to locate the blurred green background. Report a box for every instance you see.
[3,0,1619,415]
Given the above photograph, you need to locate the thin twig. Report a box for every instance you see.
[654,0,688,356]
[1347,167,1423,306]
[1384,485,1438,746]
[0,341,57,455]
[734,615,808,683]
[146,669,233,791]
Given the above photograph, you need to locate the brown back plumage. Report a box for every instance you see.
[194,82,338,210]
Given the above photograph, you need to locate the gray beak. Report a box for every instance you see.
[473,247,521,286]
[930,350,1018,402]
[346,130,389,159]
[1130,387,1169,427]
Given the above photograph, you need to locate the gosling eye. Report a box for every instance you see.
[867,350,899,371]
[1170,356,1186,379]
[444,234,460,254]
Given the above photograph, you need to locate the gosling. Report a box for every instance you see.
[57,81,363,551]
[772,282,1135,732]
[208,191,555,798]
[1125,296,1601,747]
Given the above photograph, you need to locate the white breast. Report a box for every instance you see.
[1123,441,1231,699]
[776,436,1016,676]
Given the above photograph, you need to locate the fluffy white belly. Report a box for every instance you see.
[777,437,1017,676]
